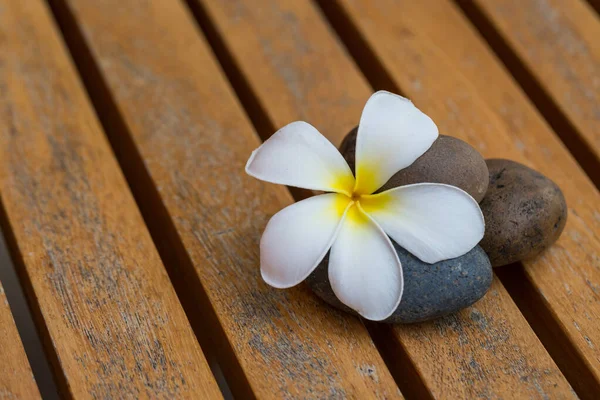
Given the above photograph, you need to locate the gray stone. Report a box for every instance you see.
[306,243,493,323]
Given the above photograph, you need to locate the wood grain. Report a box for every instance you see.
[0,281,41,399]
[194,0,372,146]
[463,0,600,185]
[48,0,403,398]
[193,0,574,398]
[319,0,600,397]
[0,1,221,398]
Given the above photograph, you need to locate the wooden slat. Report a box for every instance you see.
[197,0,370,145]
[319,0,600,397]
[0,1,221,398]
[0,281,41,399]
[191,0,575,398]
[48,0,403,398]
[462,0,600,185]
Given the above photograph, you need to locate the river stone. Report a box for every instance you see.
[339,126,489,202]
[480,159,567,267]
[306,244,493,324]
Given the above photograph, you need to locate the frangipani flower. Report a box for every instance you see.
[246,91,485,321]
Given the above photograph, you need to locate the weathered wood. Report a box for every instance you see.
[193,0,575,398]
[194,0,371,145]
[0,281,41,399]
[319,0,600,397]
[0,1,221,398]
[461,0,600,186]
[48,0,403,398]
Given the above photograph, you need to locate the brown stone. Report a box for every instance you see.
[340,126,489,201]
[480,159,567,267]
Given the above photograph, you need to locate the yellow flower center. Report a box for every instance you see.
[354,165,379,196]
[331,188,392,226]
[329,165,392,224]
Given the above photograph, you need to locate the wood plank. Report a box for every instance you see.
[0,1,221,398]
[461,0,600,185]
[191,0,575,398]
[48,0,403,398]
[195,0,372,146]
[0,281,41,399]
[318,0,600,397]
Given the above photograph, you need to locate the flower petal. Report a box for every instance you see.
[260,193,352,288]
[328,204,403,321]
[360,183,485,264]
[354,91,438,195]
[246,121,355,195]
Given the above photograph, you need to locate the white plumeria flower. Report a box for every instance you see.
[246,91,485,321]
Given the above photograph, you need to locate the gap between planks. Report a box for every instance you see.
[44,1,236,397]
[184,0,315,203]
[586,0,600,16]
[0,227,60,399]
[454,0,600,189]
[1,0,223,397]
[495,263,600,398]
[0,159,78,399]
[0,277,42,399]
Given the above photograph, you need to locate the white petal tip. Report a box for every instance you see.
[418,244,480,265]
[354,92,439,193]
[243,122,355,192]
[260,269,297,289]
[371,90,412,103]
[357,300,402,322]
[258,193,350,291]
[366,183,485,265]
[245,149,259,175]
[328,206,404,323]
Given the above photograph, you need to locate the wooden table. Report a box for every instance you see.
[0,0,598,398]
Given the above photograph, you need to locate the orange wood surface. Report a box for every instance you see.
[323,0,600,397]
[468,0,600,184]
[195,0,575,398]
[0,281,41,399]
[0,0,598,397]
[48,0,404,398]
[0,1,221,398]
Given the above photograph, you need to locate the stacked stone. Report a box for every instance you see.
[307,127,567,323]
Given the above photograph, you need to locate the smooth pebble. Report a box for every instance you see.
[307,243,493,323]
[480,159,567,267]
